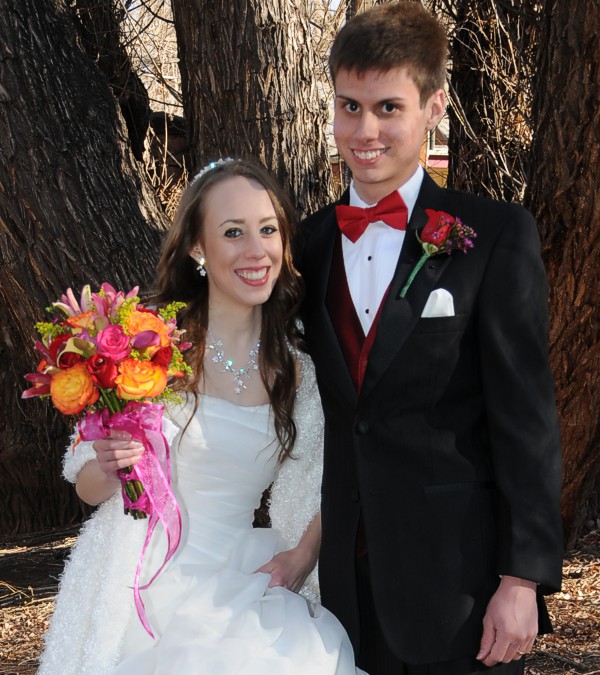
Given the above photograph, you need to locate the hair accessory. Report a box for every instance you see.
[195,256,207,277]
[190,157,236,186]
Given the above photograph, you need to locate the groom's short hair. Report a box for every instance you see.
[328,2,448,105]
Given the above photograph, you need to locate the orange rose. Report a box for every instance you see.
[125,310,171,347]
[50,362,99,415]
[115,359,168,400]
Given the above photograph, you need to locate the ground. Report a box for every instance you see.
[1,527,599,674]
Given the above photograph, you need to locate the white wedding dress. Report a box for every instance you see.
[39,354,365,674]
[115,395,359,674]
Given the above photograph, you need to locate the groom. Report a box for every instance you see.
[297,4,563,674]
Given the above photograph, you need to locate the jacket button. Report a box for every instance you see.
[356,420,370,435]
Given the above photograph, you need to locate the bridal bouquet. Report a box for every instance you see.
[22,283,191,520]
[22,283,191,637]
[23,283,191,636]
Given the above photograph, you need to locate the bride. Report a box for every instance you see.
[38,158,365,674]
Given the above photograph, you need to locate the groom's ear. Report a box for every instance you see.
[426,89,446,131]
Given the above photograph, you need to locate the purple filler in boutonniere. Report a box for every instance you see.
[399,209,477,298]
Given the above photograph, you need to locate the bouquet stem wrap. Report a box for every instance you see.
[78,401,182,637]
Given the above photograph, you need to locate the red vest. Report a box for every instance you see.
[326,234,387,393]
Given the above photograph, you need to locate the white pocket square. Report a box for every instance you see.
[421,288,455,318]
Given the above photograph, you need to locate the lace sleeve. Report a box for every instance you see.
[62,433,96,485]
[269,350,324,604]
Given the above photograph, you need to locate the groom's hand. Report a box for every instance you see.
[476,575,538,666]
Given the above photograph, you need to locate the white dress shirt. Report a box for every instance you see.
[343,165,424,334]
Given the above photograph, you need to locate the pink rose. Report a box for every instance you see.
[96,325,132,361]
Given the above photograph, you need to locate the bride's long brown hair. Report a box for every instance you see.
[153,158,303,460]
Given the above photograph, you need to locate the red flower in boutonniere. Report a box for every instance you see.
[399,209,477,298]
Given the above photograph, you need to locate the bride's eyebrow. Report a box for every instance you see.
[219,216,278,227]
[218,218,244,227]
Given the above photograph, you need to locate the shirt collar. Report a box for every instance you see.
[349,165,424,221]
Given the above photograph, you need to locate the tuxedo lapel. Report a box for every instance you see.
[360,174,452,401]
[306,201,358,407]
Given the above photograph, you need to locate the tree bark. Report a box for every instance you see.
[172,0,333,217]
[525,0,600,546]
[0,0,170,535]
[447,0,538,202]
[73,0,151,161]
[346,0,390,21]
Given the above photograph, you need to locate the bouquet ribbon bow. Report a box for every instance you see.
[79,401,182,638]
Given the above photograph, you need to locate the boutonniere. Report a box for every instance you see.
[399,209,477,298]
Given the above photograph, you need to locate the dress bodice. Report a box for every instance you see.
[153,394,280,568]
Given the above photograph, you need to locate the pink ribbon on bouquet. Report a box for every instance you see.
[78,401,182,638]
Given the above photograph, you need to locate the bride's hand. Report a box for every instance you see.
[93,429,144,476]
[76,429,143,506]
[256,547,315,593]
[256,515,321,592]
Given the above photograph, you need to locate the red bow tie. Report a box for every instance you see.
[336,190,408,243]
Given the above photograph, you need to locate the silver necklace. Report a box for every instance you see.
[206,328,261,395]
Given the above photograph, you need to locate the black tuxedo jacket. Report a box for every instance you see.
[297,173,563,665]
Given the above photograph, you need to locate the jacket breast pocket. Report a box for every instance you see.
[412,312,469,334]
[423,481,496,495]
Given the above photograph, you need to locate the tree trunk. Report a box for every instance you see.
[0,0,170,535]
[73,0,151,161]
[346,0,389,21]
[447,0,538,202]
[172,0,333,217]
[525,0,600,546]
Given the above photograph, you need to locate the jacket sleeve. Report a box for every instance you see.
[477,205,563,592]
